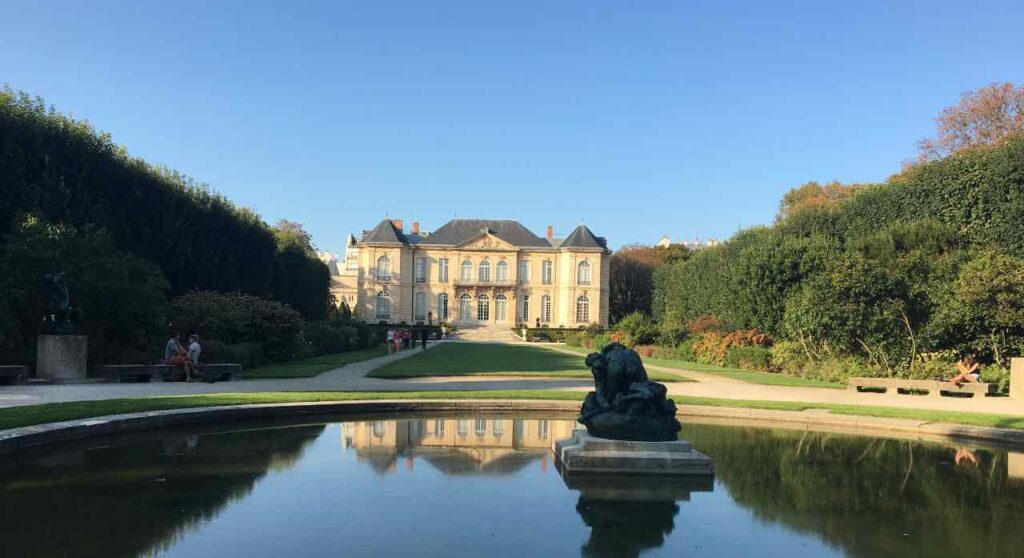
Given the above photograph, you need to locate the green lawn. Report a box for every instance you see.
[367,342,689,381]
[2,390,1023,431]
[554,345,843,389]
[245,347,388,379]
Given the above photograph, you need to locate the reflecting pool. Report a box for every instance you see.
[2,416,1023,557]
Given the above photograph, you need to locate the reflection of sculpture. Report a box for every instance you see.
[42,272,76,334]
[579,343,681,441]
[559,467,713,558]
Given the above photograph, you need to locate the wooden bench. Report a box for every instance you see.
[95,363,243,383]
[848,377,996,398]
[0,365,28,385]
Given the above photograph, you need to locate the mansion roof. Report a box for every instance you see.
[359,219,607,250]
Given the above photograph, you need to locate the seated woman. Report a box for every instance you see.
[164,331,198,382]
[947,354,980,388]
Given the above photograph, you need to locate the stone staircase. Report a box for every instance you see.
[453,323,523,344]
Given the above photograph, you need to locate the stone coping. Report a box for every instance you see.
[2,399,1024,457]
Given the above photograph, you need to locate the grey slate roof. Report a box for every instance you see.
[424,219,551,247]
[361,219,408,244]
[558,224,607,249]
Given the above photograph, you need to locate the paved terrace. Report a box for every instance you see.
[2,339,1023,418]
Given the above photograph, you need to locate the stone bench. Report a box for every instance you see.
[0,365,29,385]
[848,377,996,398]
[95,363,243,383]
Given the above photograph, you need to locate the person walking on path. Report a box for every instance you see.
[420,328,428,350]
[386,328,395,355]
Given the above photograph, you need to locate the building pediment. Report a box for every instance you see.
[456,231,517,251]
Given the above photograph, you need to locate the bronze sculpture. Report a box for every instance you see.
[578,343,681,442]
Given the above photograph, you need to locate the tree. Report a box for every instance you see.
[609,245,666,323]
[776,181,861,222]
[273,219,317,256]
[917,82,1024,161]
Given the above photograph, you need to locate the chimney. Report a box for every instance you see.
[391,219,404,231]
[411,221,420,235]
[546,225,554,241]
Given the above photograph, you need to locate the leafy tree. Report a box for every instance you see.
[776,181,862,222]
[609,245,665,322]
[917,82,1024,161]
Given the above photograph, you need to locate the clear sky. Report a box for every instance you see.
[2,1,1022,251]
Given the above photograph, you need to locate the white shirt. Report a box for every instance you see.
[188,341,201,365]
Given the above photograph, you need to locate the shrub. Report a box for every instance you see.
[170,291,306,361]
[634,344,656,358]
[725,346,771,371]
[613,312,658,346]
[303,322,350,355]
[768,340,810,375]
[563,331,583,347]
[202,340,266,368]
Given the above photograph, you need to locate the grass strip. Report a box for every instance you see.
[368,342,689,382]
[3,391,1023,431]
[245,347,388,379]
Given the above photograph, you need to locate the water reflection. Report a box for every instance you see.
[341,417,575,475]
[559,467,714,558]
[2,418,1024,557]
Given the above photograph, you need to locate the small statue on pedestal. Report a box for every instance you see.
[578,343,681,442]
[42,272,76,335]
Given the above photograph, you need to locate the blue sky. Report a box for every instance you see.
[2,1,1022,250]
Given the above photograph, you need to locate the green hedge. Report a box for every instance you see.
[0,86,329,319]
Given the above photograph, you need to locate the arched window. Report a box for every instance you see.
[496,260,508,283]
[478,260,491,283]
[414,292,426,320]
[459,294,472,322]
[477,294,490,321]
[460,259,473,282]
[438,293,449,321]
[375,291,391,320]
[542,295,552,322]
[376,255,391,281]
[495,294,507,322]
[577,260,591,285]
[575,295,590,323]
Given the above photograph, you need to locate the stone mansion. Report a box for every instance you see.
[321,219,610,328]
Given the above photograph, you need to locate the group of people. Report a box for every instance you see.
[164,332,203,382]
[385,327,430,354]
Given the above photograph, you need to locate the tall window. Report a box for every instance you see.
[376,255,391,281]
[475,418,487,438]
[415,257,427,283]
[459,294,472,321]
[477,294,490,321]
[438,293,449,321]
[460,259,473,282]
[496,260,508,283]
[414,292,426,320]
[577,260,591,285]
[478,260,491,283]
[492,420,504,438]
[542,295,552,322]
[576,294,590,323]
[541,260,553,284]
[518,260,530,284]
[438,258,449,282]
[433,419,445,437]
[375,291,390,320]
[538,419,549,440]
[495,294,507,322]
[457,419,468,437]
[521,295,530,321]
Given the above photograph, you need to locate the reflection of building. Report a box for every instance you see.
[324,219,611,327]
[341,418,576,475]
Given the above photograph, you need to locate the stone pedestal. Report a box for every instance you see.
[36,335,88,381]
[1011,358,1024,401]
[554,430,714,476]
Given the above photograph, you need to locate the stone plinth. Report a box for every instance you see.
[554,430,713,476]
[36,335,88,381]
[1011,358,1024,401]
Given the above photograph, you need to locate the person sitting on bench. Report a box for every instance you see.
[164,331,197,382]
[948,354,980,388]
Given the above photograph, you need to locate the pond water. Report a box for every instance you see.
[2,416,1023,558]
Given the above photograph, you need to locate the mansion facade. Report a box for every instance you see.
[322,219,610,327]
